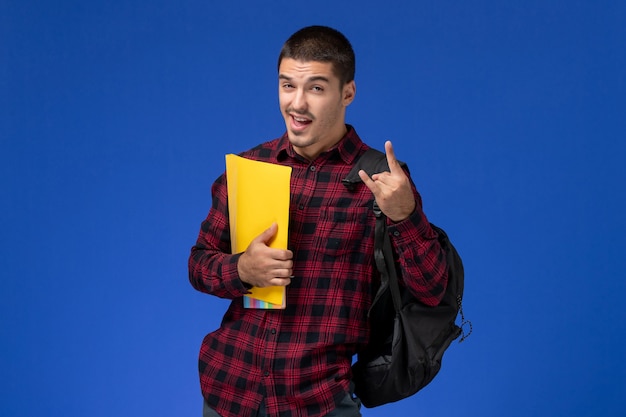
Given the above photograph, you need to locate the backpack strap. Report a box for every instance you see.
[342,148,406,191]
[342,148,406,313]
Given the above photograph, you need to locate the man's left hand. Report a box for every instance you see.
[358,140,416,222]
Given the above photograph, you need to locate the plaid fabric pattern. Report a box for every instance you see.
[189,126,448,417]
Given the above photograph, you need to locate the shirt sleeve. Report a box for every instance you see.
[386,188,448,307]
[188,173,250,299]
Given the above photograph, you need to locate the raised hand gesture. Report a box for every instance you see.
[358,141,416,222]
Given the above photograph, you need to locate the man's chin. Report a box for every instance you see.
[287,131,311,145]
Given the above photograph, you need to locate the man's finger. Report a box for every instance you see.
[358,169,380,195]
[384,140,403,174]
[254,222,278,244]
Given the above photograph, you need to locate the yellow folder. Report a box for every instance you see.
[225,154,292,308]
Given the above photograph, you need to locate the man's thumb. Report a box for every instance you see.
[256,222,278,244]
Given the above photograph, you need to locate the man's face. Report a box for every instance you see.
[278,58,355,160]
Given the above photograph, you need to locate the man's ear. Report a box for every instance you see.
[343,80,356,106]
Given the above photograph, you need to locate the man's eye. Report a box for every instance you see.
[311,86,324,92]
[282,83,294,89]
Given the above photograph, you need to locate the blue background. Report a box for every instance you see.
[2,1,625,416]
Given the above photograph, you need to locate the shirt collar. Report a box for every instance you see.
[276,125,366,164]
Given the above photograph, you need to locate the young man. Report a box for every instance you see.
[189,26,448,417]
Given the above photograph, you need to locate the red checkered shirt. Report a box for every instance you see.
[189,126,448,417]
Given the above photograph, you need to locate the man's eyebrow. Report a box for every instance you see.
[308,75,330,83]
[278,74,330,83]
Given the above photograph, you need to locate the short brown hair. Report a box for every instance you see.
[278,26,355,86]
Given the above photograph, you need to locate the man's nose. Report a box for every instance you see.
[292,89,307,112]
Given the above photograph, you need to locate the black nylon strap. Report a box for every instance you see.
[372,200,403,313]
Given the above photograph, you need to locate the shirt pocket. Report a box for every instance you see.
[316,207,372,257]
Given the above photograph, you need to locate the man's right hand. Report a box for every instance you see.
[238,223,294,288]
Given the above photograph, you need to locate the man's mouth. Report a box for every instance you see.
[290,114,313,129]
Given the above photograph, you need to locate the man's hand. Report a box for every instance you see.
[238,223,294,288]
[358,141,416,222]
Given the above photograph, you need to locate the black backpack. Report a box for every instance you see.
[342,148,471,408]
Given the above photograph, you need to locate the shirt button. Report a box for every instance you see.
[270,328,276,335]
[393,231,400,237]
[298,204,304,210]
[263,371,270,377]
[309,166,316,172]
